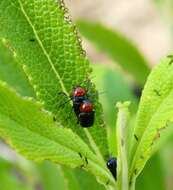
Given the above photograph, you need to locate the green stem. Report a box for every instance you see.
[116,102,130,190]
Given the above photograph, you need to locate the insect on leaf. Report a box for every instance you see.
[0,0,108,159]
[0,81,115,188]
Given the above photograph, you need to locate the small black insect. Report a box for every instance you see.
[107,157,117,180]
[132,85,142,99]
[53,116,57,122]
[78,100,95,127]
[134,134,139,141]
[29,38,35,42]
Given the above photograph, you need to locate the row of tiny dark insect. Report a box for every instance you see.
[57,84,117,180]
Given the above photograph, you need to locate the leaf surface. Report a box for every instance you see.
[130,57,173,159]
[0,81,115,188]
[0,0,108,159]
[129,56,173,185]
[0,42,35,97]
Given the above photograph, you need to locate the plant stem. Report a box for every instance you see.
[116,102,130,190]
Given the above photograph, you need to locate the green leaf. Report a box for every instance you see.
[116,102,130,190]
[0,81,115,188]
[129,56,173,185]
[77,20,150,85]
[152,123,173,154]
[130,56,173,156]
[0,0,108,160]
[0,42,35,97]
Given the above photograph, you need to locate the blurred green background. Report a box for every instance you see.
[1,0,173,190]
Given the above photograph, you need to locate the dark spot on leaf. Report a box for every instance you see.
[151,130,160,146]
[165,120,170,127]
[167,55,173,65]
[134,134,139,141]
[153,89,161,96]
[159,125,167,131]
[53,116,56,122]
[78,152,82,158]
[85,157,88,165]
[140,155,144,159]
[134,169,137,175]
[106,180,110,185]
[129,180,132,186]
[29,38,35,42]
[156,130,161,138]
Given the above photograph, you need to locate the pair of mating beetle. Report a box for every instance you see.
[60,85,117,180]
[70,86,95,127]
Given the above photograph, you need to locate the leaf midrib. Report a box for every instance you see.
[15,0,105,163]
[17,0,68,96]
